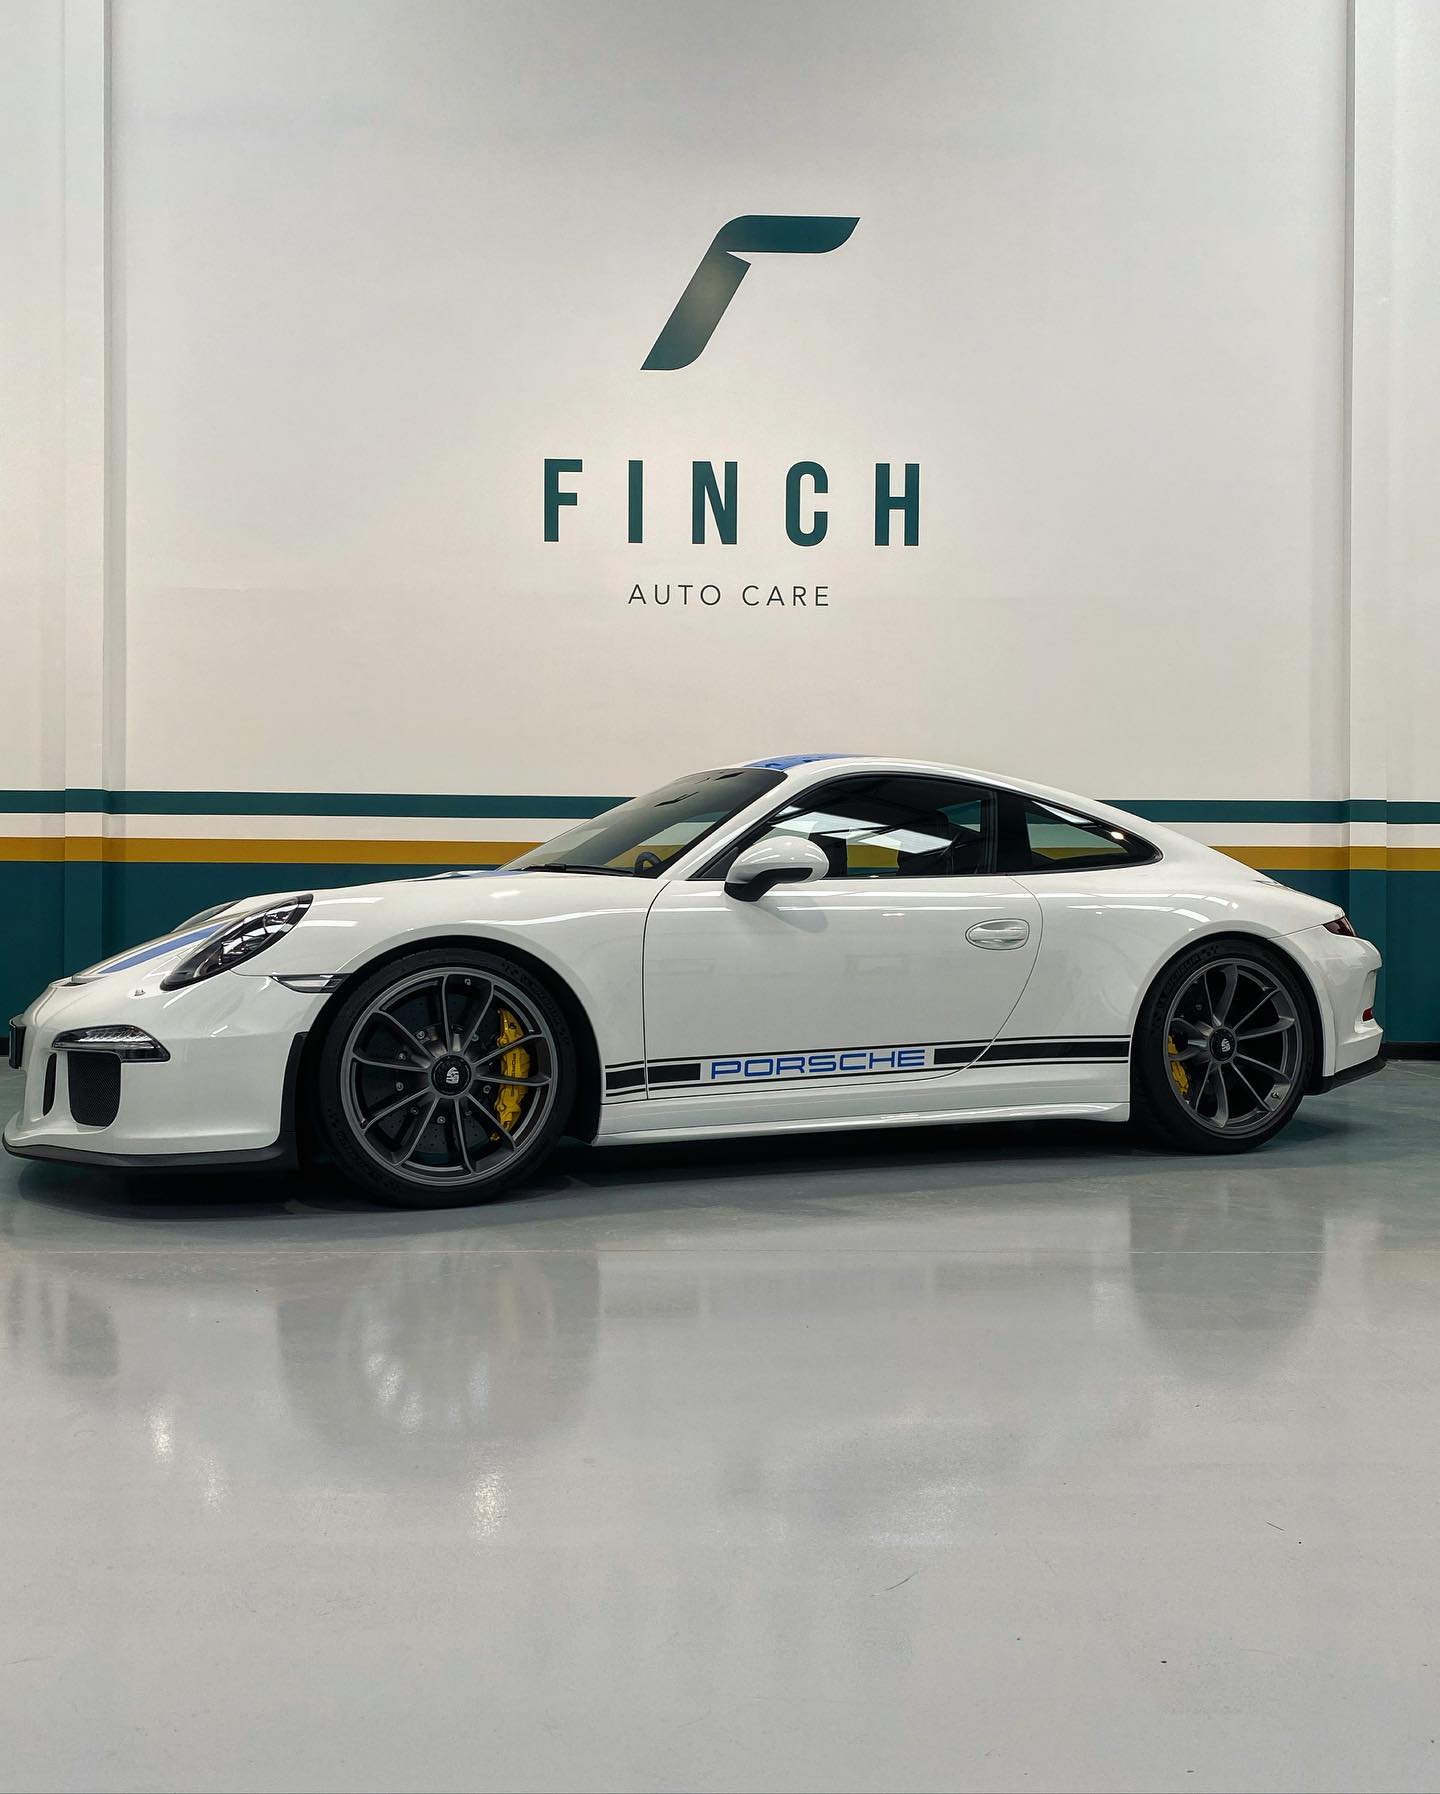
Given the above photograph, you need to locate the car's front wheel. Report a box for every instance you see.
[1131,939,1314,1152]
[317,947,575,1206]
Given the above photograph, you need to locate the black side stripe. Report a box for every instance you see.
[603,1036,1129,1098]
[982,1038,1129,1064]
[648,1064,965,1096]
[644,1037,988,1070]
[647,1061,703,1086]
[640,1040,987,1093]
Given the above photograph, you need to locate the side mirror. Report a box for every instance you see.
[724,836,831,902]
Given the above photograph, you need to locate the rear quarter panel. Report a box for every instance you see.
[999,860,1344,1057]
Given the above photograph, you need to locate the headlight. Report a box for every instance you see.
[160,895,312,990]
[52,1025,169,1061]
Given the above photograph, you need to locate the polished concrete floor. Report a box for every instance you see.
[1,1064,1437,1793]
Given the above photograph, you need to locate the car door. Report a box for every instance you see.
[640,773,1042,1112]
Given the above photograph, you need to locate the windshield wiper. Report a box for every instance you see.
[517,862,632,876]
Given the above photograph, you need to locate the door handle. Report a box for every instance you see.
[965,918,1031,950]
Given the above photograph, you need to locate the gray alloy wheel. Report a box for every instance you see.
[1162,956,1303,1138]
[1132,940,1312,1153]
[320,952,571,1204]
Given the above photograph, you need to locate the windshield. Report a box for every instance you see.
[506,767,785,876]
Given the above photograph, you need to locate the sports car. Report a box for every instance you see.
[4,755,1384,1206]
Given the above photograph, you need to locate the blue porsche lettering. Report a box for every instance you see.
[704,1045,932,1082]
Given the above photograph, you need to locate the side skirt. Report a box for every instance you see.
[596,1099,1130,1148]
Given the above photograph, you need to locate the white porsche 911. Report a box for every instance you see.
[5,755,1383,1206]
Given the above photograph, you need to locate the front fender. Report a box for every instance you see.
[239,873,657,1075]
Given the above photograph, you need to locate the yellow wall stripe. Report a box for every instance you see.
[0,837,1438,870]
[1214,844,1440,871]
[0,837,536,865]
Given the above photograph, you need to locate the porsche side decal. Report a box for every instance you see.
[604,1037,1128,1096]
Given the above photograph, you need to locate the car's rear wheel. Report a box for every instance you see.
[1132,939,1313,1152]
[317,947,575,1206]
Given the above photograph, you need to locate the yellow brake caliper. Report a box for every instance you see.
[1166,1034,1190,1097]
[493,1007,532,1134]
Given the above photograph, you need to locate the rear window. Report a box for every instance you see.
[1006,800,1157,874]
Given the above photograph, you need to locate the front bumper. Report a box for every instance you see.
[3,971,324,1170]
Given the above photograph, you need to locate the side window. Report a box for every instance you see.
[1009,799,1156,873]
[731,776,996,879]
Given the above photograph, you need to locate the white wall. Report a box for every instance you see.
[1389,0,1440,804]
[0,0,63,795]
[106,0,1351,800]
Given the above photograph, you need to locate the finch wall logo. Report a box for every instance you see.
[542,209,919,574]
[643,214,859,370]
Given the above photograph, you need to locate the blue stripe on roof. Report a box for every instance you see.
[746,754,855,771]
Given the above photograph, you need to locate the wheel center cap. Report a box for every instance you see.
[431,1053,474,1096]
[1211,1030,1235,1061]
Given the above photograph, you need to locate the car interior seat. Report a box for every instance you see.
[895,815,983,877]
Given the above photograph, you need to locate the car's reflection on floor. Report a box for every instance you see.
[0,1097,1407,1501]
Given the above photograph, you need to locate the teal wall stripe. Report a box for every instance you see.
[1,862,67,1029]
[1114,799,1395,824]
[60,859,106,986]
[1387,872,1440,1042]
[0,790,626,819]
[3,790,1440,823]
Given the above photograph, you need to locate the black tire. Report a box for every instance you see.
[1131,937,1314,1153]
[316,946,576,1207]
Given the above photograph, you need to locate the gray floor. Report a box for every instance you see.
[1,1066,1437,1794]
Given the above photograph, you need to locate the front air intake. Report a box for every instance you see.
[67,1052,122,1128]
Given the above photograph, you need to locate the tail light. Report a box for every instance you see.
[1323,915,1357,937]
